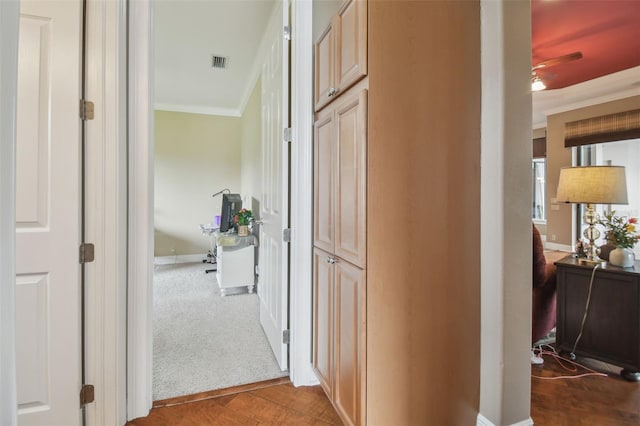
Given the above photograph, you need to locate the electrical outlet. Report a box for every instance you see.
[170,248,176,254]
[551,234,556,241]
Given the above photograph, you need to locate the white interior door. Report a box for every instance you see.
[259,0,290,371]
[15,0,83,424]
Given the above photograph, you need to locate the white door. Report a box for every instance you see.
[15,0,83,425]
[259,0,290,371]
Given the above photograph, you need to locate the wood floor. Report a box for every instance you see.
[127,352,639,425]
[126,379,342,426]
[531,351,640,425]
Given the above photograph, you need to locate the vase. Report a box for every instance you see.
[609,247,635,268]
[238,225,249,236]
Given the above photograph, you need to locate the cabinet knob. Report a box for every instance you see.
[327,256,338,264]
[327,87,337,97]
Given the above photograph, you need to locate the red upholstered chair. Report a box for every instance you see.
[532,224,557,343]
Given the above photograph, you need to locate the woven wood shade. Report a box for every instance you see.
[564,109,640,147]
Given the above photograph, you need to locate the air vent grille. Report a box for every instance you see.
[212,55,228,69]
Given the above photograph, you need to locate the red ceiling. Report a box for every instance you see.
[532,0,640,90]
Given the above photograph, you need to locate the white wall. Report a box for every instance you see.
[480,0,533,424]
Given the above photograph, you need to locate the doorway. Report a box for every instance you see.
[151,0,289,402]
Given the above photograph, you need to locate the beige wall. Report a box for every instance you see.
[154,111,242,256]
[546,95,640,247]
[240,78,262,216]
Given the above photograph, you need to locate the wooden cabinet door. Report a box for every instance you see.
[334,89,367,268]
[313,248,334,397]
[314,19,335,112]
[314,108,336,252]
[334,259,366,426]
[335,0,367,96]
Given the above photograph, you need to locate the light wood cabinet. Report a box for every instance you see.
[313,248,334,396]
[314,0,367,112]
[312,247,366,426]
[313,88,367,268]
[333,257,366,426]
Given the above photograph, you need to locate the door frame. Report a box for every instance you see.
[125,0,318,419]
[0,1,19,425]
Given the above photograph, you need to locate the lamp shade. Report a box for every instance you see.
[556,166,628,205]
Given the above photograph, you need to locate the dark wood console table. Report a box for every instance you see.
[555,256,640,381]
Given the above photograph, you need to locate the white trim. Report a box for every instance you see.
[289,0,317,386]
[477,413,495,426]
[154,254,207,265]
[84,1,128,424]
[0,1,19,424]
[127,0,154,420]
[532,66,640,129]
[544,242,572,252]
[478,414,534,426]
[154,103,241,118]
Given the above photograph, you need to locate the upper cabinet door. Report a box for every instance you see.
[314,107,336,252]
[314,20,335,112]
[334,89,367,268]
[335,0,367,96]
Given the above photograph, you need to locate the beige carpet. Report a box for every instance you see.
[153,262,288,401]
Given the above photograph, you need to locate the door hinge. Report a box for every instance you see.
[79,242,95,264]
[282,228,291,243]
[283,329,290,344]
[80,384,95,405]
[80,99,95,121]
[284,25,291,41]
[283,127,292,143]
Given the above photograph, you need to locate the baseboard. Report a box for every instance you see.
[477,414,534,426]
[544,241,572,252]
[477,414,495,426]
[154,253,207,265]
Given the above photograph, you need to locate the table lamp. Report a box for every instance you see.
[556,165,628,262]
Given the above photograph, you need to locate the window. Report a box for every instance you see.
[578,138,640,257]
[532,159,546,222]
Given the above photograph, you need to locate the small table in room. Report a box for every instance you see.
[212,232,257,296]
[555,256,640,381]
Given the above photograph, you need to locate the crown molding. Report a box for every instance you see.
[154,103,241,118]
[532,66,640,129]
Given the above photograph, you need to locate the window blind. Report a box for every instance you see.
[564,109,640,148]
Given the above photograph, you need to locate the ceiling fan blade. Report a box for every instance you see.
[532,51,583,70]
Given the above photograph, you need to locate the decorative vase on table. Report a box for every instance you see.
[238,225,249,237]
[598,212,638,268]
[609,247,635,268]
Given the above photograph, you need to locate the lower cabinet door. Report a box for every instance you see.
[313,248,334,396]
[334,259,366,426]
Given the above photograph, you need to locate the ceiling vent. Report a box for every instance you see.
[211,55,228,70]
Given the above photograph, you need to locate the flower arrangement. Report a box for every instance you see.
[598,212,639,248]
[233,208,253,226]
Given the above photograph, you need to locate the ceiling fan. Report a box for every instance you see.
[532,51,583,91]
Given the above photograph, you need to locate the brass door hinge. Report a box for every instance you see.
[79,243,95,264]
[80,99,95,120]
[80,384,95,405]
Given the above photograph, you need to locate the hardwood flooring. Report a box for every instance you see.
[531,351,640,425]
[126,379,342,426]
[128,352,639,425]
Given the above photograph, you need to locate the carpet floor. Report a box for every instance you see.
[153,262,288,401]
